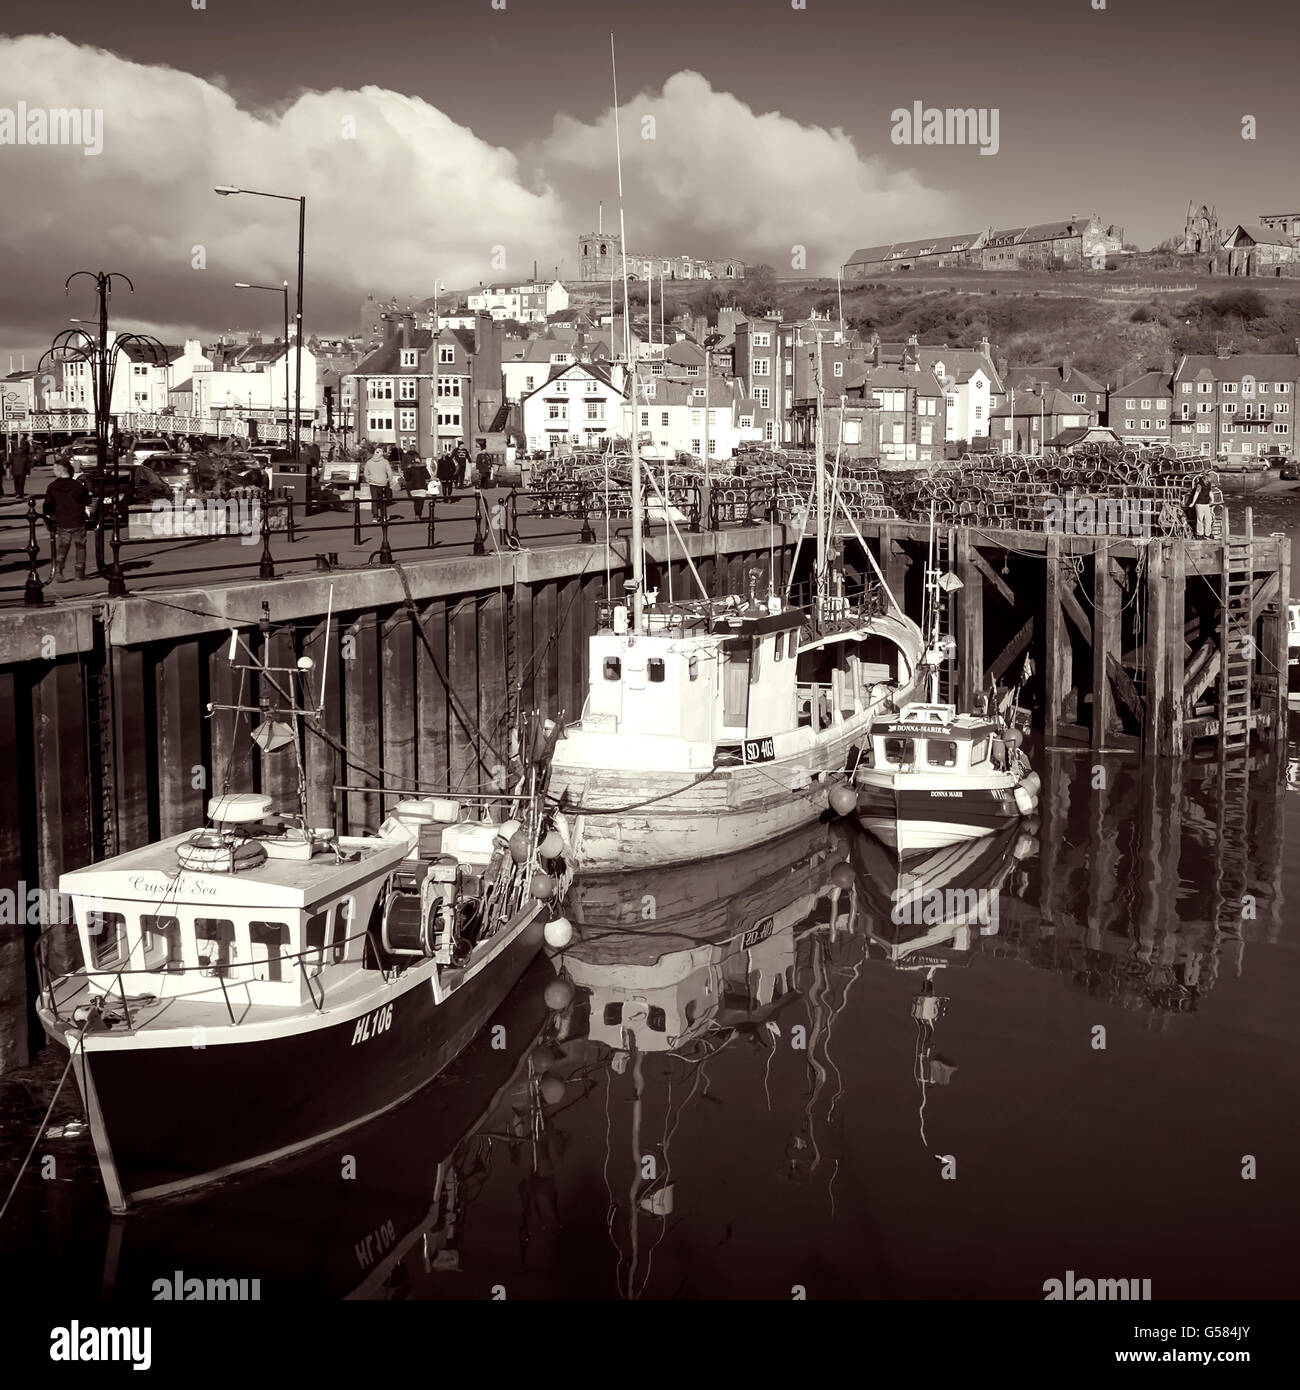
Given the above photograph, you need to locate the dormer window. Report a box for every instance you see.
[438,346,454,364]
[693,386,706,398]
[643,382,655,399]
[400,349,417,368]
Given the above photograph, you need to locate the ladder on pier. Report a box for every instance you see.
[933,525,956,705]
[87,606,118,861]
[1218,516,1254,753]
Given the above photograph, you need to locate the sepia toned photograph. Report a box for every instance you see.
[0,0,1293,1362]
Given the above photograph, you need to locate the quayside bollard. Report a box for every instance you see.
[24,498,45,606]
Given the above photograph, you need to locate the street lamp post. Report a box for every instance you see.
[216,185,306,460]
[48,273,167,596]
[235,281,291,442]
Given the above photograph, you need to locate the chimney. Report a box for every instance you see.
[997,356,1008,379]
[1294,337,1300,356]
[1061,354,1072,384]
[978,335,990,357]
[399,317,410,350]
[904,333,919,370]
[871,333,882,369]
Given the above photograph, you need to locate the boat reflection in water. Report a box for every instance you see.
[89,955,560,1301]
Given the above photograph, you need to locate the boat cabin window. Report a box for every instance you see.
[749,642,762,685]
[250,920,291,981]
[195,917,235,978]
[788,632,797,659]
[647,1006,666,1032]
[305,910,330,968]
[603,656,621,681]
[926,739,958,769]
[141,914,183,973]
[688,655,699,681]
[603,1002,622,1025]
[883,736,915,767]
[971,736,989,766]
[647,657,665,683]
[86,910,126,969]
[773,635,783,662]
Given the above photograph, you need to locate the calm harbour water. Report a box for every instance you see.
[2,493,1299,1301]
[2,741,1298,1301]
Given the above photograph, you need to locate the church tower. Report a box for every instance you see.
[578,230,623,283]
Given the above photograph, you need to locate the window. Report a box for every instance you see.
[398,378,417,401]
[86,910,126,969]
[398,408,416,432]
[524,374,535,391]
[1125,398,1136,409]
[1241,378,1255,396]
[437,410,460,427]
[400,349,417,368]
[739,415,752,428]
[688,655,699,681]
[1196,422,1211,434]
[140,914,183,972]
[1180,383,1192,393]
[1279,383,1291,394]
[1222,402,1237,415]
[1072,393,1086,404]
[773,635,783,662]
[367,379,393,400]
[643,382,655,399]
[647,658,665,682]
[586,401,603,420]
[368,414,393,432]
[556,381,568,393]
[755,387,769,409]
[195,917,235,978]
[438,346,455,363]
[843,420,862,444]
[692,438,701,455]
[833,362,843,378]
[603,656,621,680]
[1141,419,1151,430]
[926,739,957,769]
[1197,382,1212,394]
[1276,423,1290,434]
[947,395,957,410]
[1222,383,1237,394]
[660,411,669,427]
[437,377,461,398]
[1277,403,1290,415]
[685,365,699,377]
[974,405,983,419]
[883,736,914,767]
[752,358,770,377]
[547,403,565,420]
[249,920,290,981]
[693,386,706,399]
[764,420,774,441]
[650,363,664,376]
[752,332,771,348]
[1197,403,1212,414]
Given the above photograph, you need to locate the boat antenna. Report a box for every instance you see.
[814,333,827,619]
[316,582,334,718]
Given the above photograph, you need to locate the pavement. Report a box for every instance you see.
[0,472,598,607]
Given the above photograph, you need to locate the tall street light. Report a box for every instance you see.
[235,281,291,442]
[46,272,167,595]
[215,185,306,460]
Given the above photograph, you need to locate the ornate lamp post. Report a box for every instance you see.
[41,272,167,596]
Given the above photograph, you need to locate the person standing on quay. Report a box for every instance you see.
[363,445,396,523]
[42,459,92,581]
[11,435,31,498]
[402,449,429,520]
[451,439,471,489]
[435,448,456,500]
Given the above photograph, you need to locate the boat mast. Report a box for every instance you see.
[611,32,642,631]
[814,332,826,618]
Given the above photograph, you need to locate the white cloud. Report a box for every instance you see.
[534,71,953,272]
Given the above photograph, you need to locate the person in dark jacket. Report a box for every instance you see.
[475,440,493,489]
[451,441,471,489]
[402,451,430,518]
[436,449,457,499]
[11,436,31,498]
[43,460,92,580]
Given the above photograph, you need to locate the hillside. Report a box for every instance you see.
[568,264,1300,388]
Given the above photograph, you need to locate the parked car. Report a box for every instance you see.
[81,464,174,521]
[129,437,173,463]
[1279,460,1300,481]
[67,437,103,474]
[151,453,221,494]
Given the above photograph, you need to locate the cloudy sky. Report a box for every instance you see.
[0,0,1291,364]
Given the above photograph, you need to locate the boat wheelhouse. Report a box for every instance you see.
[853,701,1040,855]
[1288,602,1300,703]
[549,587,924,870]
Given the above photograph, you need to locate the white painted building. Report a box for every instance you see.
[622,375,744,461]
[59,335,213,417]
[467,279,569,324]
[520,361,627,453]
[190,342,318,425]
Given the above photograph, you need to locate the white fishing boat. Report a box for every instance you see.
[549,339,926,871]
[1287,601,1300,704]
[852,516,1040,855]
[34,617,570,1213]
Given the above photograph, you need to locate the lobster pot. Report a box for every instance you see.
[381,890,437,958]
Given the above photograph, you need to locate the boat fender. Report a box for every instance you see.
[1020,771,1042,797]
[1013,786,1037,816]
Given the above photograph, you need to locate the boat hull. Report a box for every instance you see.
[854,780,1025,855]
[41,911,544,1210]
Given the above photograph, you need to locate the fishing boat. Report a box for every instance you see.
[852,518,1040,855]
[549,337,927,871]
[1287,601,1300,704]
[34,615,571,1213]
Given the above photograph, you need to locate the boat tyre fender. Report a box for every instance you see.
[176,833,269,872]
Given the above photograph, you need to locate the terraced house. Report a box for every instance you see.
[1110,367,1174,446]
[844,216,1124,277]
[1170,348,1299,460]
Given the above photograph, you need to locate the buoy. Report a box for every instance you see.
[544,977,574,1011]
[1004,726,1024,750]
[508,829,530,864]
[539,1074,566,1106]
[543,915,574,950]
[530,871,555,900]
[828,783,857,817]
[539,829,564,859]
[1013,833,1040,861]
[830,862,856,890]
